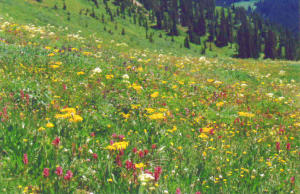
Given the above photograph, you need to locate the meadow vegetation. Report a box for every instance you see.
[0,0,299,193]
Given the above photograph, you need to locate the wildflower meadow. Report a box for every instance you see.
[0,1,299,193]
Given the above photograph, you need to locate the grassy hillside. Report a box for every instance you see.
[0,0,299,193]
[0,0,235,58]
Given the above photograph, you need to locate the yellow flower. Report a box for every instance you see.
[130,83,143,92]
[38,127,45,132]
[216,102,224,107]
[77,72,85,75]
[46,122,54,128]
[145,108,155,114]
[135,163,146,169]
[207,79,214,83]
[105,74,114,79]
[60,108,76,114]
[106,141,129,151]
[148,113,165,120]
[50,65,60,69]
[69,114,83,122]
[151,92,159,98]
[238,112,255,118]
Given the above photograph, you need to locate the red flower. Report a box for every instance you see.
[151,144,157,149]
[55,166,63,176]
[138,150,144,158]
[195,192,201,194]
[20,90,24,100]
[52,137,60,147]
[286,143,291,150]
[154,166,162,181]
[23,153,28,165]
[132,147,137,153]
[125,160,133,170]
[90,132,95,137]
[92,153,98,159]
[276,142,280,151]
[43,168,50,177]
[144,149,149,156]
[64,170,73,180]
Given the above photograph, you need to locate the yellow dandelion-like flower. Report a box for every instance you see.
[151,92,159,98]
[69,114,83,122]
[105,74,114,79]
[148,113,165,120]
[207,79,214,83]
[135,163,146,169]
[216,102,224,107]
[46,122,54,128]
[60,108,76,114]
[145,108,155,114]
[238,112,255,118]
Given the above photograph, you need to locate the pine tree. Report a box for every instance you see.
[215,9,228,47]
[264,30,277,59]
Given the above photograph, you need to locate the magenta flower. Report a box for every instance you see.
[64,170,73,180]
[154,166,162,181]
[52,137,60,147]
[43,168,49,177]
[92,153,98,159]
[286,143,291,150]
[55,166,63,176]
[23,153,28,165]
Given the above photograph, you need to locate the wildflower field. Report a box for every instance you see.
[0,1,299,194]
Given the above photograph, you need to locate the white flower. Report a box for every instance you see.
[138,173,154,184]
[279,70,286,76]
[278,96,285,101]
[266,93,274,98]
[92,67,102,74]
[241,83,248,88]
[122,74,129,79]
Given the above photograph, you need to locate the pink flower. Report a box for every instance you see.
[52,137,60,147]
[43,168,49,177]
[291,176,295,184]
[64,170,73,180]
[176,188,181,194]
[90,132,95,137]
[55,166,63,176]
[112,133,118,138]
[23,153,28,165]
[195,192,201,194]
